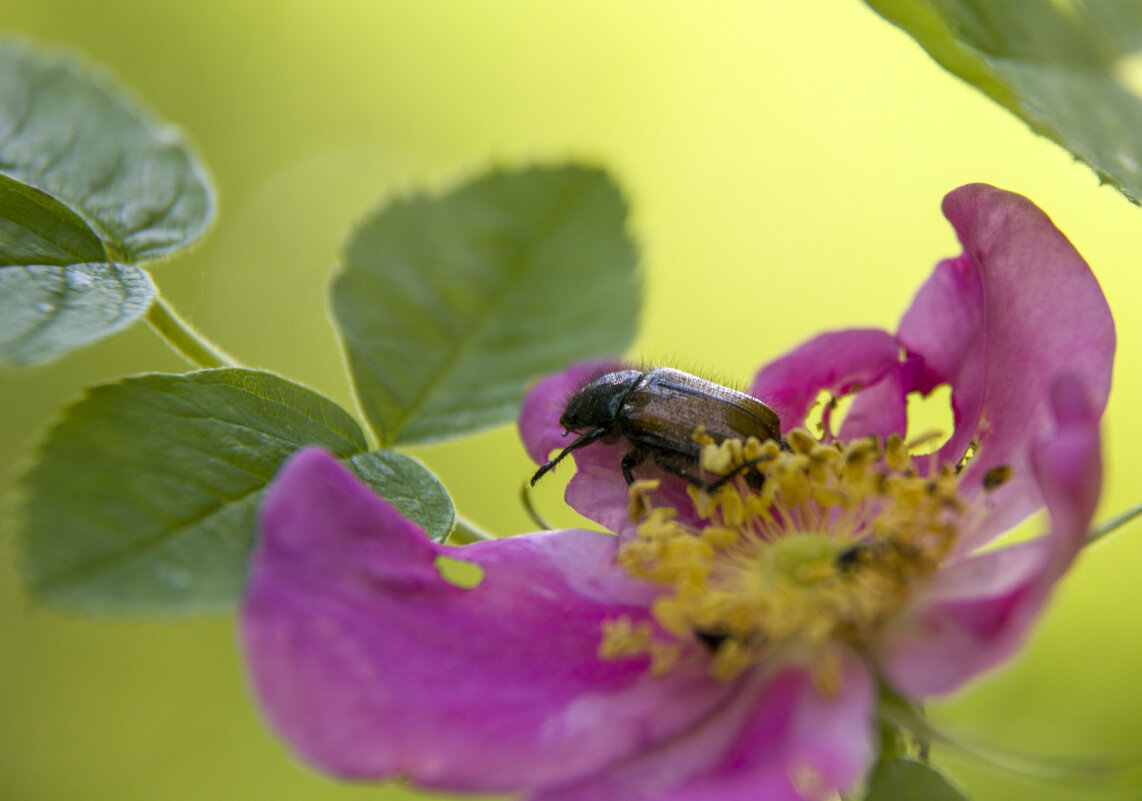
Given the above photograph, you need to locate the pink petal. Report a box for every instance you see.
[533,652,874,801]
[563,439,704,537]
[898,184,1114,550]
[877,374,1101,697]
[240,448,734,792]
[837,363,912,442]
[749,329,904,435]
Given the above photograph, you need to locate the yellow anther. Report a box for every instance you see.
[648,642,681,676]
[884,433,913,473]
[641,506,678,535]
[777,459,812,507]
[804,445,839,484]
[627,478,663,523]
[687,485,720,519]
[715,485,747,527]
[788,429,818,455]
[691,425,714,446]
[701,441,733,475]
[742,436,765,462]
[652,596,695,639]
[702,525,740,550]
[598,616,651,659]
[841,438,879,483]
[710,638,754,682]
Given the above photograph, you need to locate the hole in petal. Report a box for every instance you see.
[905,384,953,456]
[434,555,485,589]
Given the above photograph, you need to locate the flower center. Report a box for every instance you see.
[599,428,969,687]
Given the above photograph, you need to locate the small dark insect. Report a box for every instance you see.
[982,464,1012,491]
[835,541,890,573]
[530,367,785,490]
[835,543,870,572]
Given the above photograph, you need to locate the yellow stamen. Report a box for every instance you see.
[601,428,976,686]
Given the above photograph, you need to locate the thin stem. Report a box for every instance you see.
[520,482,551,530]
[146,295,237,369]
[1087,500,1142,546]
[448,515,496,545]
[879,704,1136,783]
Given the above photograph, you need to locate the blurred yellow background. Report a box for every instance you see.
[3,2,1142,800]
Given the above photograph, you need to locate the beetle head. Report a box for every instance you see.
[559,369,643,432]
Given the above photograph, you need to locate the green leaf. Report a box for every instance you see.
[0,173,107,266]
[0,40,214,262]
[864,758,970,801]
[18,369,455,615]
[0,262,155,367]
[331,164,639,446]
[865,0,1142,204]
[0,41,217,365]
[0,170,154,368]
[348,451,454,543]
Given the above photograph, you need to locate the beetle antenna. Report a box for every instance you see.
[520,482,552,530]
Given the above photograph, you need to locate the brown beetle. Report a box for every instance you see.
[530,367,785,489]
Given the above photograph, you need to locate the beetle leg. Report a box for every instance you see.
[621,447,649,485]
[650,451,710,489]
[530,427,609,486]
[704,457,769,491]
[649,454,771,492]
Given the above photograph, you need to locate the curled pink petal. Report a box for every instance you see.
[836,365,911,442]
[899,184,1114,549]
[533,651,874,801]
[749,329,903,434]
[877,373,1101,697]
[241,448,735,792]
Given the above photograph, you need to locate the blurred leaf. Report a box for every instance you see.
[332,164,639,446]
[0,261,155,366]
[0,169,154,368]
[864,758,970,801]
[0,40,217,365]
[19,369,454,615]
[0,173,108,266]
[866,0,1142,204]
[0,39,215,261]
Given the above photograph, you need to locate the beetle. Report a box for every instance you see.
[530,367,786,490]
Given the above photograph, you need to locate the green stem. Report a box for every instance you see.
[879,703,1132,782]
[1087,500,1142,546]
[448,515,497,545]
[145,295,237,369]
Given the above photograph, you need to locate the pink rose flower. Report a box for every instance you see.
[241,184,1113,800]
